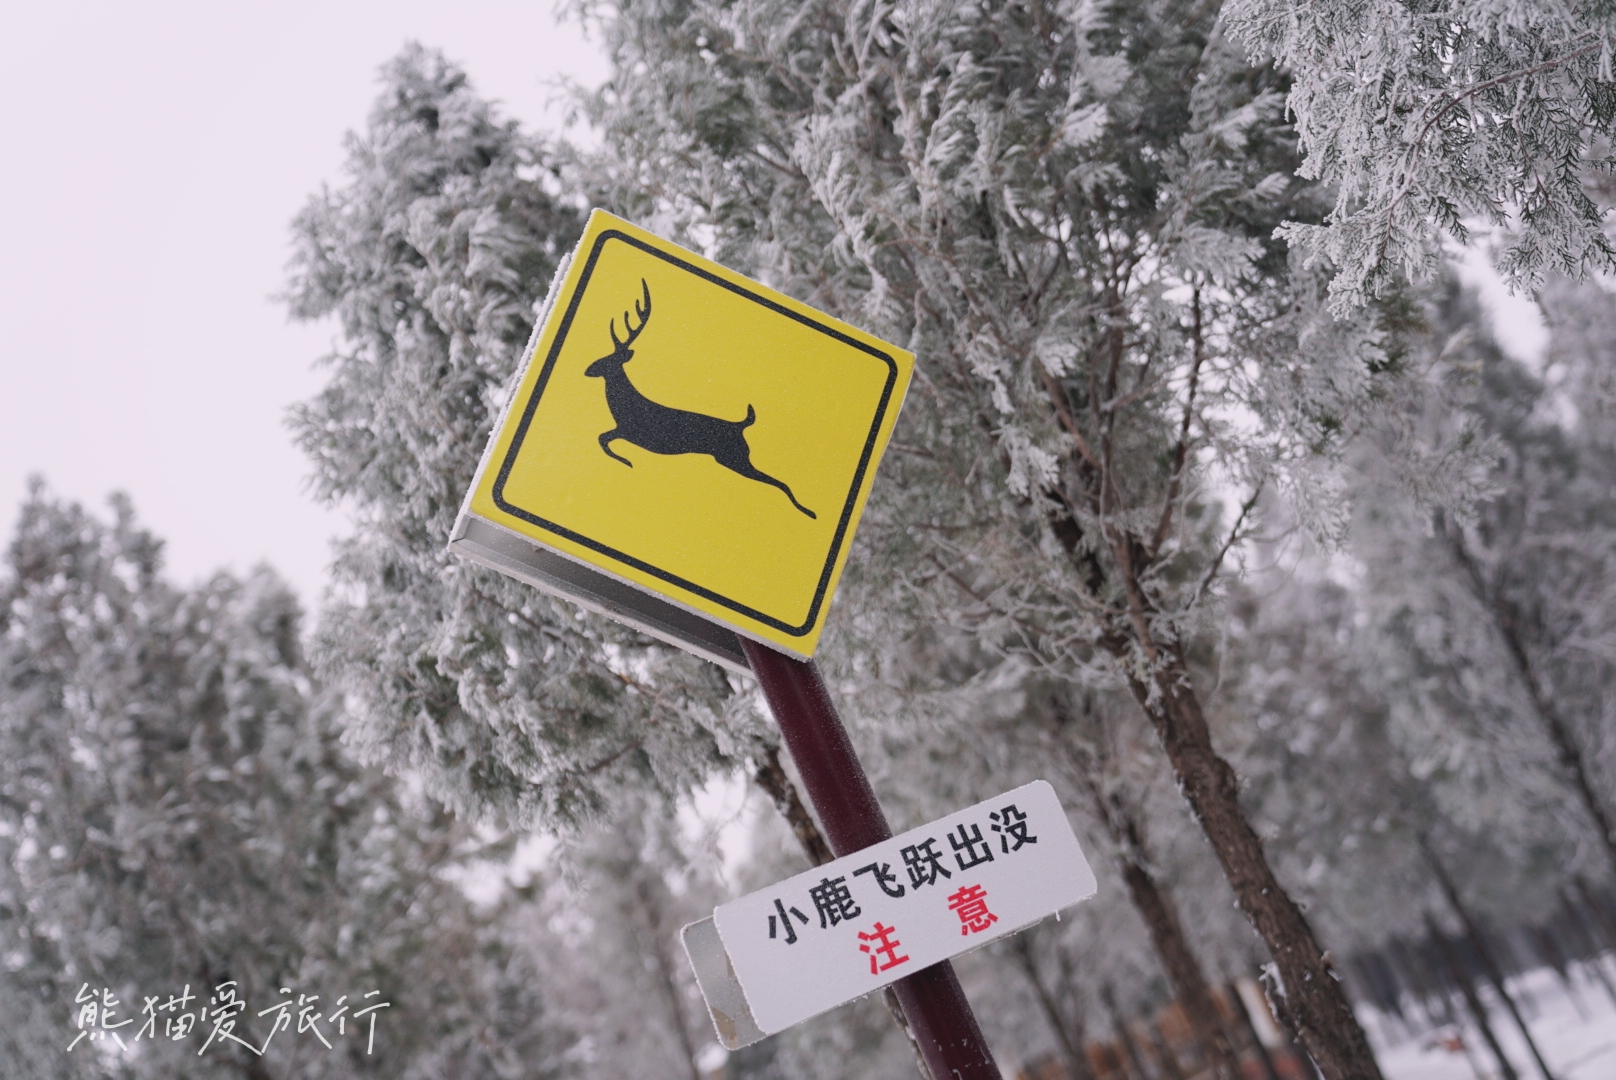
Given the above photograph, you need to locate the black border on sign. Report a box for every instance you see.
[491,229,899,638]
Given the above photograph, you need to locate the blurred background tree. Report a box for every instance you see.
[0,485,577,1079]
[8,9,1616,1078]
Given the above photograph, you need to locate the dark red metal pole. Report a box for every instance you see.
[741,638,1003,1080]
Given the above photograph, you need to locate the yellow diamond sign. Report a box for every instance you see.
[453,210,914,663]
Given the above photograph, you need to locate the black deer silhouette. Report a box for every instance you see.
[583,280,816,520]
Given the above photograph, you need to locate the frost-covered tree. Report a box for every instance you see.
[1225,0,1616,308]
[526,794,723,1080]
[0,485,576,1080]
[566,0,1482,1072]
[817,631,1249,1077]
[1216,569,1430,950]
[1210,277,1616,956]
[1350,280,1616,876]
[1220,552,1589,1080]
[1043,690,1248,1078]
[285,45,770,828]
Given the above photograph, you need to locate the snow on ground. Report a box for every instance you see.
[1368,960,1616,1080]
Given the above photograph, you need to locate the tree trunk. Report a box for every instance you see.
[1427,914,1520,1080]
[1351,950,1409,1034]
[1415,946,1492,1080]
[751,745,926,1075]
[1008,933,1099,1080]
[752,745,834,866]
[1098,1040,1131,1080]
[233,1055,279,1080]
[1086,783,1240,1080]
[1572,876,1616,951]
[1147,1016,1187,1080]
[1101,986,1150,1080]
[1227,978,1283,1080]
[1422,838,1559,1080]
[1111,638,1384,1080]
[653,946,706,1080]
[1115,1020,1152,1080]
[1561,889,1616,1008]
[1529,924,1591,1021]
[635,876,706,1080]
[1441,520,1616,874]
[1384,936,1440,1031]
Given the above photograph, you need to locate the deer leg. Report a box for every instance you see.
[720,459,816,519]
[773,480,817,520]
[598,430,634,467]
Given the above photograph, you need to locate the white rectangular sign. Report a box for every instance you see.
[712,780,1096,1034]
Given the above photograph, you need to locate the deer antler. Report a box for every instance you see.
[609,279,653,352]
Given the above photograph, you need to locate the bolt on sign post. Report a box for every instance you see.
[453,210,1015,1079]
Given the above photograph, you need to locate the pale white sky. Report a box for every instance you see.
[1452,243,1550,370]
[0,6,1550,614]
[0,1,608,607]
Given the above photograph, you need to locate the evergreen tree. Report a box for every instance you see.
[530,793,723,1080]
[813,631,1251,1077]
[1043,689,1246,1078]
[284,45,768,828]
[0,485,575,1080]
[566,0,1488,1072]
[1225,0,1616,308]
[1216,570,1430,951]
[1349,279,1616,875]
